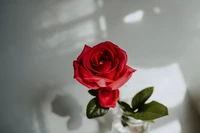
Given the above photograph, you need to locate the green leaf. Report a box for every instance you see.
[88,90,98,96]
[125,101,168,121]
[131,87,154,110]
[118,101,132,112]
[86,98,109,119]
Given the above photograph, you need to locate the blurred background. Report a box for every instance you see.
[0,0,200,133]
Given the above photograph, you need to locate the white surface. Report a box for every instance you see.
[0,0,200,133]
[121,63,187,108]
[120,63,194,133]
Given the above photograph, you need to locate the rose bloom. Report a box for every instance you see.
[73,41,136,108]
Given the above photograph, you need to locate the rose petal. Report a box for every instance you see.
[98,88,119,108]
[73,60,80,78]
[114,48,128,79]
[98,61,112,74]
[78,64,114,87]
[73,61,99,89]
[108,66,136,90]
[77,45,92,62]
[82,47,102,74]
[85,54,101,74]
[97,41,128,79]
[86,46,115,75]
[83,75,114,87]
[98,41,117,55]
[93,42,116,63]
[79,64,94,78]
[97,79,106,87]
[104,59,119,79]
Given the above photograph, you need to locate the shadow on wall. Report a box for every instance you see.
[51,94,82,130]
[51,93,117,132]
[0,83,83,133]
[30,84,88,133]
[17,84,84,133]
[29,85,66,133]
[0,84,57,133]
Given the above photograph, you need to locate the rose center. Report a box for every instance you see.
[90,50,112,73]
[98,52,109,65]
[99,60,105,65]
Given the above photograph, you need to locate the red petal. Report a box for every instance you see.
[77,45,92,62]
[98,61,112,74]
[84,76,113,87]
[87,42,117,75]
[108,66,136,90]
[104,58,119,79]
[98,88,119,108]
[79,64,113,87]
[73,60,81,78]
[73,61,99,89]
[114,49,127,79]
[97,41,128,79]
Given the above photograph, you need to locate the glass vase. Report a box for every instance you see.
[111,109,151,133]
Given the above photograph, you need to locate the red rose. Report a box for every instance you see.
[73,41,136,90]
[98,88,119,108]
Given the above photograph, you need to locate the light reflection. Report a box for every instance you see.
[38,0,96,29]
[57,36,97,55]
[123,10,144,24]
[34,0,107,56]
[153,7,161,14]
[97,0,104,8]
[32,112,42,133]
[120,63,187,109]
[37,20,97,54]
[99,15,107,38]
[149,120,181,133]
[99,16,107,32]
